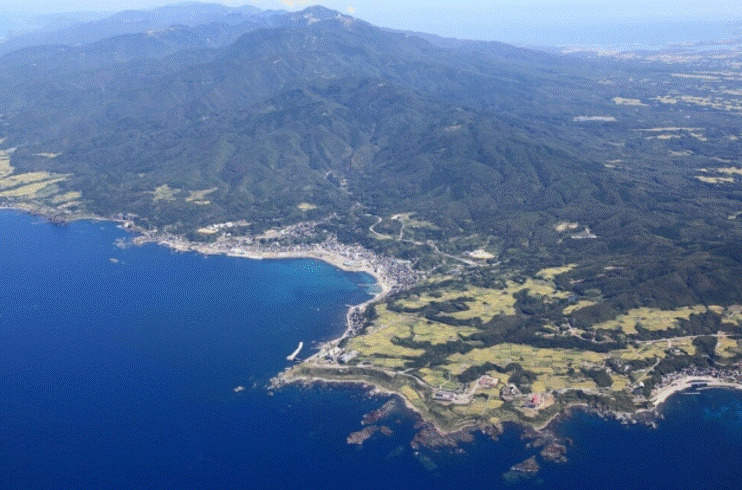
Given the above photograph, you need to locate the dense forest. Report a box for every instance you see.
[1,4,742,348]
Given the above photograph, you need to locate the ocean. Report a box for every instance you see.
[1,210,741,489]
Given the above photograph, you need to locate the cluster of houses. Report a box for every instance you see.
[317,346,359,364]
[432,374,555,412]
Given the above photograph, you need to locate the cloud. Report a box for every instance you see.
[347,6,356,15]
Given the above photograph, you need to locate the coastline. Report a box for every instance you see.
[651,375,742,408]
[157,237,395,298]
[0,204,408,349]
[5,205,742,445]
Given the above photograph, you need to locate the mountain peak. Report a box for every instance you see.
[288,5,359,29]
[299,5,341,19]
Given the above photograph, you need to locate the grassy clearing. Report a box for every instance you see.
[0,177,65,198]
[469,249,495,260]
[347,306,425,359]
[0,171,59,190]
[356,304,479,352]
[617,343,666,361]
[563,300,598,315]
[447,286,520,319]
[452,397,503,416]
[418,368,453,388]
[716,167,742,176]
[613,97,646,106]
[185,187,217,205]
[536,375,569,390]
[0,152,12,178]
[716,335,741,358]
[592,306,708,334]
[396,289,466,309]
[49,191,82,204]
[0,150,78,204]
[399,385,422,401]
[365,356,412,369]
[724,308,742,326]
[444,278,570,321]
[570,380,599,390]
[668,337,696,356]
[391,212,439,229]
[554,221,579,232]
[411,319,479,344]
[152,184,179,201]
[655,95,742,112]
[696,175,735,184]
[446,343,605,373]
[536,264,576,280]
[297,202,318,211]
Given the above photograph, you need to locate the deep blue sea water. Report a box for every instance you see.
[2,210,741,489]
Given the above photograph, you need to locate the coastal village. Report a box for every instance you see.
[124,218,421,296]
[6,208,739,437]
[112,215,742,436]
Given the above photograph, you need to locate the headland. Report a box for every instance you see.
[4,204,742,457]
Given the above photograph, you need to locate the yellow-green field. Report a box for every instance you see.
[297,202,318,211]
[185,187,217,205]
[696,175,735,184]
[398,275,571,324]
[724,308,742,326]
[417,368,449,387]
[554,221,579,232]
[536,264,576,280]
[314,264,741,430]
[716,335,741,358]
[49,191,82,204]
[411,319,479,344]
[447,343,604,374]
[0,178,64,198]
[0,171,63,190]
[0,152,12,177]
[396,289,465,310]
[151,184,179,201]
[346,305,426,359]
[391,212,439,230]
[716,167,742,176]
[592,305,709,334]
[616,342,666,361]
[563,300,598,315]
[452,397,503,416]
[0,150,78,204]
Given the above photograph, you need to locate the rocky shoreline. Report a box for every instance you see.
[6,205,742,475]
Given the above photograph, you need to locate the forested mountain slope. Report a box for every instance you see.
[1,5,742,349]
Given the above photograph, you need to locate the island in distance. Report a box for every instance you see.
[1,2,741,472]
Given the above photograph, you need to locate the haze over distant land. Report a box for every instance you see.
[2,0,740,47]
[1,0,742,482]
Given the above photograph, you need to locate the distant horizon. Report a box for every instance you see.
[1,1,741,48]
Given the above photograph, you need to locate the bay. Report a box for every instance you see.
[1,210,741,489]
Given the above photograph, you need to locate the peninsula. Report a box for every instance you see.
[1,3,741,457]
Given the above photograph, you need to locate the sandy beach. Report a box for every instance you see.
[651,376,742,407]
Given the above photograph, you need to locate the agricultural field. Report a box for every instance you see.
[186,188,217,205]
[151,184,179,202]
[322,258,742,430]
[716,335,742,359]
[0,150,80,206]
[591,306,710,335]
[297,202,318,211]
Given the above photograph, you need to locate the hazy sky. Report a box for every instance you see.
[4,0,741,46]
